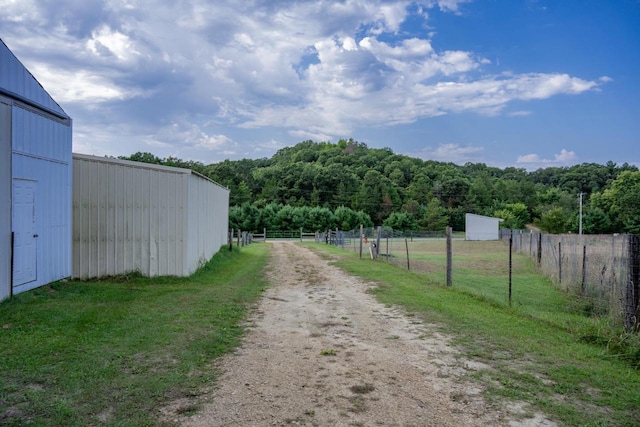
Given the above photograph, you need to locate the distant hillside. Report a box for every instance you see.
[120,139,639,233]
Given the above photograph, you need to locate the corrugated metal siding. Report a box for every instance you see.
[73,155,190,278]
[0,39,66,116]
[73,155,229,279]
[11,105,72,294]
[186,174,230,275]
[0,97,11,301]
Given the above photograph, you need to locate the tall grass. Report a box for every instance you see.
[0,244,270,427]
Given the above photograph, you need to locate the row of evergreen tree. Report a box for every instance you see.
[120,139,640,233]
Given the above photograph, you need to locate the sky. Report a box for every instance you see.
[1,0,639,170]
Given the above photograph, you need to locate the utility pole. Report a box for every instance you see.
[578,192,583,235]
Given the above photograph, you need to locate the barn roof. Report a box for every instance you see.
[0,38,69,120]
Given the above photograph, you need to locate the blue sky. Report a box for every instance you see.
[2,0,638,169]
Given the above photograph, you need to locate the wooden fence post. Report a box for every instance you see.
[359,224,363,260]
[229,228,233,251]
[405,238,410,270]
[558,241,562,285]
[537,233,542,265]
[446,226,452,286]
[581,245,587,295]
[626,235,640,332]
[509,230,513,307]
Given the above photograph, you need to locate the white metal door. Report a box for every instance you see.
[12,179,37,286]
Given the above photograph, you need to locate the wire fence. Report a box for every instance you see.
[500,230,638,330]
[322,226,639,332]
[230,225,639,332]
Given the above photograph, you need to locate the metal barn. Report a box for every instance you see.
[465,213,503,241]
[1,39,73,301]
[72,154,229,278]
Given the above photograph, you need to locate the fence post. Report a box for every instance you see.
[509,230,513,307]
[405,238,410,270]
[359,224,363,260]
[626,235,640,332]
[237,229,240,248]
[376,226,382,254]
[386,235,389,260]
[446,226,452,286]
[264,228,267,242]
[581,245,587,295]
[559,241,564,285]
[537,233,542,265]
[229,228,233,251]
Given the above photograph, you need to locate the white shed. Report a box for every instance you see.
[1,39,73,301]
[465,213,503,241]
[72,154,229,278]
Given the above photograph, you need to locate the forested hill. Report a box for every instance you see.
[120,139,640,234]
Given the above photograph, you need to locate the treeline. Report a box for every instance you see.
[120,139,640,233]
[229,204,372,233]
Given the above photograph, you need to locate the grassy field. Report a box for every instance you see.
[376,239,632,345]
[308,242,640,426]
[0,244,270,427]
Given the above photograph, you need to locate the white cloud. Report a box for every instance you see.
[29,64,135,104]
[516,149,578,166]
[87,25,142,63]
[415,143,484,163]
[433,0,473,13]
[289,130,334,142]
[150,122,235,152]
[508,111,532,117]
[0,0,607,162]
[0,0,44,24]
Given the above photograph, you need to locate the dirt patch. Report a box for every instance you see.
[164,241,554,426]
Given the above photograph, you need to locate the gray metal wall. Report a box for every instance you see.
[186,173,230,275]
[465,213,501,241]
[0,97,11,301]
[73,155,229,278]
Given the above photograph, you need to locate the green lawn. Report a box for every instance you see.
[307,242,640,427]
[0,244,270,427]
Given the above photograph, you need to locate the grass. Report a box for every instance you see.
[306,242,640,426]
[376,238,640,366]
[0,244,270,427]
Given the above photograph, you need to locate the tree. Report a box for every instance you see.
[597,171,640,233]
[582,207,614,234]
[305,206,335,231]
[419,198,448,231]
[354,170,401,225]
[493,203,530,230]
[383,212,418,231]
[537,207,568,234]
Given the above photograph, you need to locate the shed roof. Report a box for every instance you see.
[0,38,69,119]
[466,213,504,222]
[73,153,229,191]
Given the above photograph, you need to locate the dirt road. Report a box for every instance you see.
[167,241,554,426]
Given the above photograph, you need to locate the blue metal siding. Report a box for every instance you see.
[1,39,67,117]
[0,98,11,301]
[11,105,72,294]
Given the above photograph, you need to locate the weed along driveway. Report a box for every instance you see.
[169,241,554,427]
